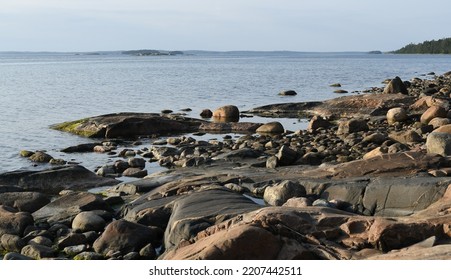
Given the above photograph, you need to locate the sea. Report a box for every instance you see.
[1,51,451,175]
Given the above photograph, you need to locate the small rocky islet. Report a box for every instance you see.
[2,72,451,260]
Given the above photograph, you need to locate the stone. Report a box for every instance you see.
[383,76,408,94]
[93,219,163,256]
[0,206,34,236]
[426,132,451,156]
[330,83,342,87]
[263,180,306,206]
[19,150,34,157]
[73,251,104,260]
[307,116,332,132]
[72,211,107,233]
[57,233,87,250]
[389,130,423,144]
[32,192,110,224]
[428,117,451,129]
[96,165,116,177]
[122,168,148,178]
[61,143,101,153]
[212,105,240,121]
[334,90,348,94]
[279,90,297,96]
[0,165,119,195]
[276,145,300,166]
[199,122,262,133]
[386,107,408,125]
[64,244,87,257]
[29,151,53,163]
[139,243,157,259]
[256,122,285,134]
[282,197,312,208]
[3,252,34,260]
[420,106,447,124]
[1,234,26,252]
[362,133,387,144]
[128,157,146,168]
[337,119,369,135]
[28,236,53,247]
[266,156,278,169]
[21,244,55,259]
[200,109,213,118]
[0,192,50,212]
[363,147,386,160]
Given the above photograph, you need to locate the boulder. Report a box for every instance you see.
[256,122,285,134]
[212,105,240,121]
[0,192,50,212]
[420,106,447,125]
[276,145,300,166]
[72,211,107,233]
[21,244,55,260]
[428,117,451,129]
[307,116,332,132]
[93,219,163,256]
[386,107,408,125]
[0,206,34,236]
[32,192,110,224]
[433,124,451,133]
[263,180,306,206]
[199,122,262,133]
[337,119,369,135]
[29,152,53,163]
[383,76,408,94]
[122,168,148,178]
[389,130,422,144]
[279,90,297,96]
[1,234,26,252]
[3,252,34,260]
[426,132,451,156]
[282,197,312,208]
[60,143,101,153]
[57,233,87,249]
[128,157,146,168]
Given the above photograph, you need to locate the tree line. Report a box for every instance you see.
[393,38,451,54]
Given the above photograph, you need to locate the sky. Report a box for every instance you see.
[1,0,450,52]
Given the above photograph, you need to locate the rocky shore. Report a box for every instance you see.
[1,72,451,260]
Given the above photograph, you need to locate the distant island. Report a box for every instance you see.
[122,49,183,56]
[392,37,451,54]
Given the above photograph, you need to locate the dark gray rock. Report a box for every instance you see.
[0,192,50,213]
[383,76,408,94]
[276,145,300,166]
[307,116,332,132]
[1,234,26,252]
[93,219,163,256]
[164,188,261,250]
[57,233,87,250]
[29,152,53,163]
[33,192,110,224]
[278,90,297,96]
[61,143,101,153]
[3,252,34,260]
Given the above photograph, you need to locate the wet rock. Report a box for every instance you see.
[61,143,101,153]
[383,76,408,94]
[93,219,163,256]
[128,157,146,168]
[279,90,297,96]
[200,109,213,118]
[426,132,451,156]
[122,168,148,178]
[264,180,306,206]
[421,106,448,124]
[72,211,107,233]
[256,122,285,134]
[212,105,240,121]
[96,164,116,177]
[0,206,34,236]
[386,107,408,124]
[334,90,348,94]
[33,192,110,224]
[199,122,262,133]
[29,151,53,163]
[0,192,50,212]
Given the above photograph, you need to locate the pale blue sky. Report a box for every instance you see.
[1,0,450,52]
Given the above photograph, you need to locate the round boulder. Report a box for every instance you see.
[428,117,451,129]
[263,180,306,206]
[256,122,285,134]
[386,107,408,125]
[200,109,213,118]
[420,106,447,125]
[307,116,331,132]
[212,105,240,121]
[72,211,107,233]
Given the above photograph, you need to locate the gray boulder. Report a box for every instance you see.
[263,180,306,206]
[426,132,451,156]
[0,205,34,236]
[72,211,107,233]
[383,76,408,94]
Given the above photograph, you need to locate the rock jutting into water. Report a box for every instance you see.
[2,71,451,260]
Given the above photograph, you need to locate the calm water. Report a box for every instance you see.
[1,52,451,174]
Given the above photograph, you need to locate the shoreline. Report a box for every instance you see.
[1,71,451,260]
